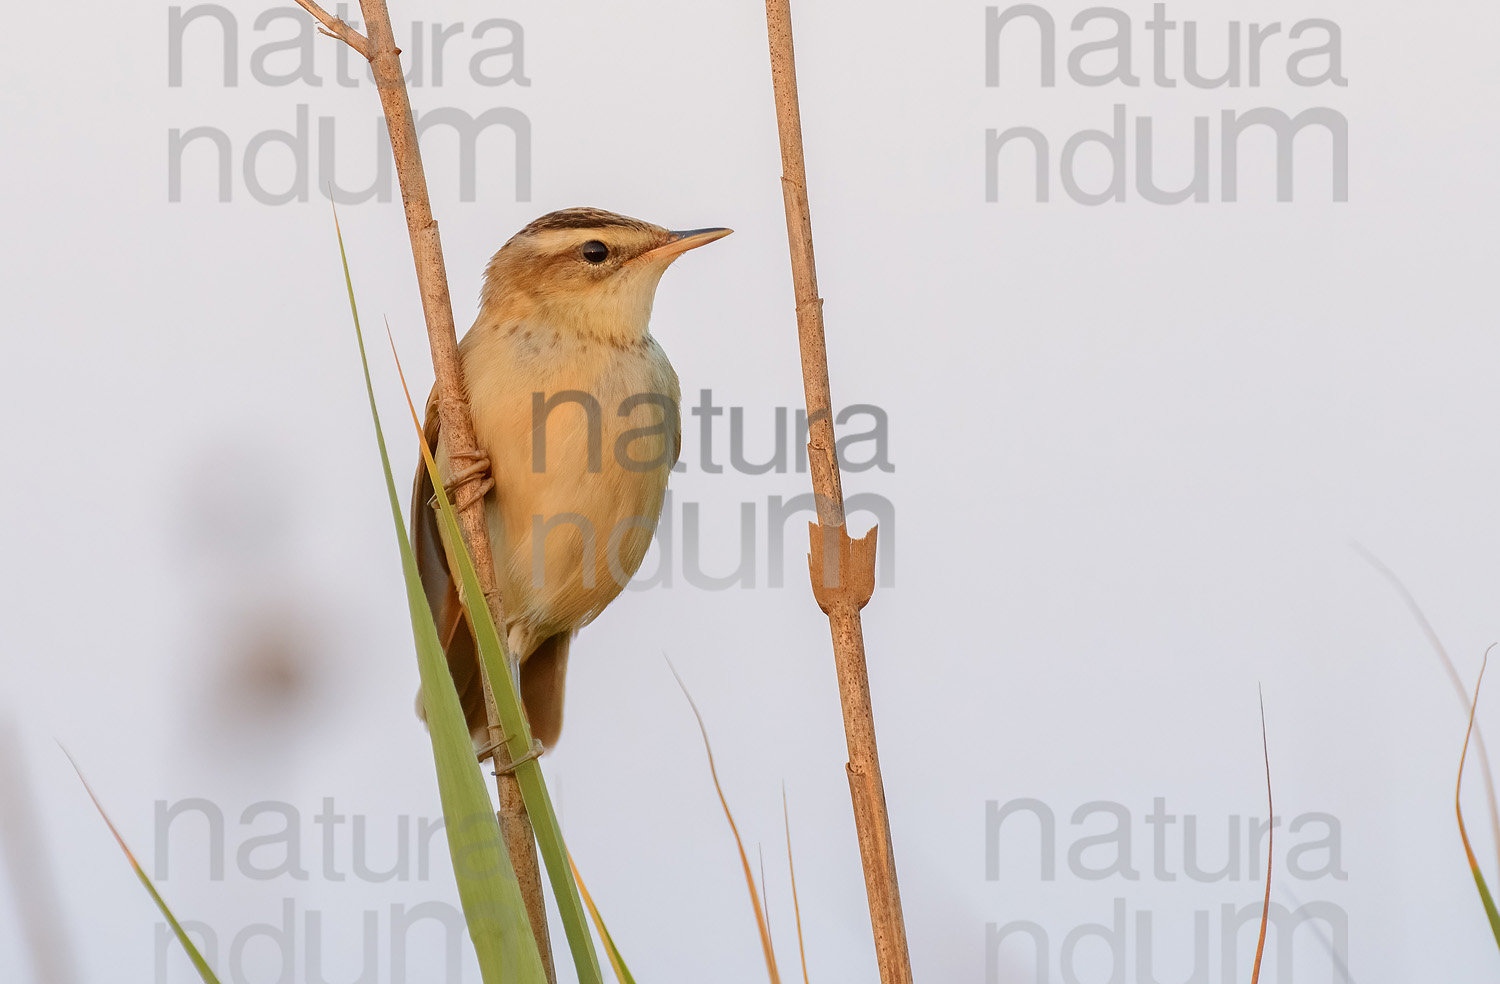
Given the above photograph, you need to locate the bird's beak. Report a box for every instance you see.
[636,227,733,264]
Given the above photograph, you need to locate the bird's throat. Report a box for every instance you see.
[479,264,667,346]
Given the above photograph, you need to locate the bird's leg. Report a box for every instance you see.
[429,448,494,512]
[470,626,539,768]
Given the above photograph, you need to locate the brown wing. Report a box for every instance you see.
[672,395,682,470]
[411,390,489,740]
[411,392,573,750]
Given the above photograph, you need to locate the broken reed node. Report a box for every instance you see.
[764,0,915,983]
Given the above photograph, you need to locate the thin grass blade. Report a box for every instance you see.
[759,845,774,955]
[1250,689,1272,984]
[1457,646,1500,948]
[669,661,782,983]
[1358,545,1500,869]
[567,850,639,984]
[387,330,604,984]
[65,751,222,984]
[334,207,546,984]
[783,787,810,984]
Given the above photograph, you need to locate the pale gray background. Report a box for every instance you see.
[0,0,1493,981]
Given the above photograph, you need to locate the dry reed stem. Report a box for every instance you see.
[291,1,553,976]
[763,3,914,981]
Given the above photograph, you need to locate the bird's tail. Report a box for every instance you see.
[414,630,573,752]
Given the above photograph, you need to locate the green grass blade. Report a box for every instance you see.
[1457,647,1500,949]
[1469,868,1500,947]
[66,751,223,984]
[334,207,546,984]
[389,337,605,984]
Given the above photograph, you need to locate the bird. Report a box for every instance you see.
[411,207,731,752]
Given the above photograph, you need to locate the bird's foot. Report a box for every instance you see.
[430,449,494,511]
[476,737,545,774]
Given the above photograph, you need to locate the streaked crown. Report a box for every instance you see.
[476,207,731,341]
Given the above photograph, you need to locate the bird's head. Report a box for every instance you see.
[478,207,731,341]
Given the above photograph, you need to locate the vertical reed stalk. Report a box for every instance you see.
[289,2,553,977]
[763,3,914,981]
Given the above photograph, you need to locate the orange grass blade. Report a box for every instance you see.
[1250,689,1273,984]
[668,660,782,983]
[1359,545,1500,865]
[759,845,775,955]
[783,786,811,984]
[64,750,222,984]
[1457,646,1500,947]
[566,850,639,984]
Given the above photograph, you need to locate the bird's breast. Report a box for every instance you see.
[457,321,680,644]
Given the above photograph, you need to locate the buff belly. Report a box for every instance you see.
[456,323,679,660]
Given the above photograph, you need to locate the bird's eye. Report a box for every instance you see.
[581,240,609,264]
